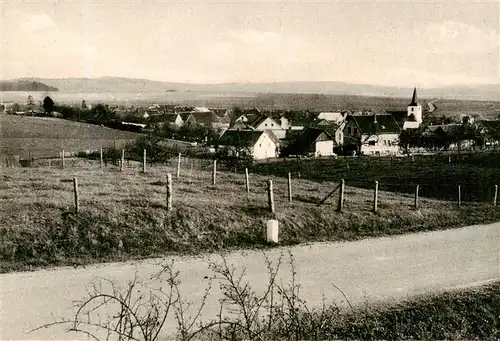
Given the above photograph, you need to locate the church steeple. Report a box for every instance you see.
[407,87,422,125]
[409,87,418,106]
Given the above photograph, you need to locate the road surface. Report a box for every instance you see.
[1,223,499,340]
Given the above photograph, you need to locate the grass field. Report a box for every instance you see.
[252,281,500,340]
[0,114,140,159]
[251,152,500,203]
[1,158,500,272]
[327,281,500,340]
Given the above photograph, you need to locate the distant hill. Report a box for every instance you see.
[0,80,58,92]
[8,77,499,101]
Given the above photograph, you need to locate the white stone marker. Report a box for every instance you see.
[266,219,279,243]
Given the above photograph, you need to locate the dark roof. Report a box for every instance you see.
[241,108,261,116]
[295,127,334,144]
[160,114,181,123]
[264,130,280,144]
[282,128,334,155]
[386,110,419,125]
[386,110,407,120]
[347,114,401,134]
[246,114,277,128]
[283,129,304,141]
[228,121,248,130]
[187,112,222,125]
[210,108,229,116]
[179,113,191,121]
[409,87,418,106]
[219,130,270,147]
[423,124,477,139]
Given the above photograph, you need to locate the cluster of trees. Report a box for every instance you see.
[398,119,490,156]
[39,97,146,132]
[154,123,220,144]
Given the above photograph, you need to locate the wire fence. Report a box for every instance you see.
[3,151,500,222]
[3,149,500,208]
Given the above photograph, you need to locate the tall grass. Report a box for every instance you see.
[251,152,500,202]
[1,160,500,272]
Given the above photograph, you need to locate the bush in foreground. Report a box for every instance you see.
[32,252,500,340]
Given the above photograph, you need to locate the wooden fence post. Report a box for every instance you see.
[120,149,124,171]
[288,172,292,202]
[415,185,419,210]
[61,150,65,169]
[245,168,250,194]
[166,173,172,211]
[5,157,8,168]
[73,177,79,213]
[338,179,345,212]
[267,180,275,213]
[458,184,461,208]
[100,147,103,168]
[493,185,498,207]
[143,149,146,173]
[176,153,181,178]
[373,181,379,213]
[212,159,217,185]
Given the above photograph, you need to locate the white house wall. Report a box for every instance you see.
[253,133,278,159]
[360,133,400,155]
[255,117,280,130]
[403,121,420,129]
[315,140,334,156]
[335,122,346,145]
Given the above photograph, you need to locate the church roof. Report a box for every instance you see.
[409,87,418,106]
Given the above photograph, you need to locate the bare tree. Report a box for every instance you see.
[32,251,349,341]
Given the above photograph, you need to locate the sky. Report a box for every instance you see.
[1,0,499,88]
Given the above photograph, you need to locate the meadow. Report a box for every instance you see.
[1,158,499,272]
[251,152,500,203]
[0,114,139,158]
[252,281,500,340]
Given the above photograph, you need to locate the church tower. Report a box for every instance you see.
[407,87,422,124]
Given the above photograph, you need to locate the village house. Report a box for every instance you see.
[184,111,230,132]
[478,120,500,148]
[245,114,288,138]
[343,114,401,155]
[421,123,478,151]
[154,113,183,128]
[317,111,347,124]
[279,116,306,131]
[218,130,280,160]
[316,119,345,146]
[281,127,335,157]
[233,114,248,124]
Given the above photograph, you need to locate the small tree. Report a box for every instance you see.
[398,127,425,155]
[43,96,55,115]
[128,134,175,166]
[27,95,36,112]
[88,104,115,124]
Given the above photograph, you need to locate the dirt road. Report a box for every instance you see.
[1,223,499,340]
